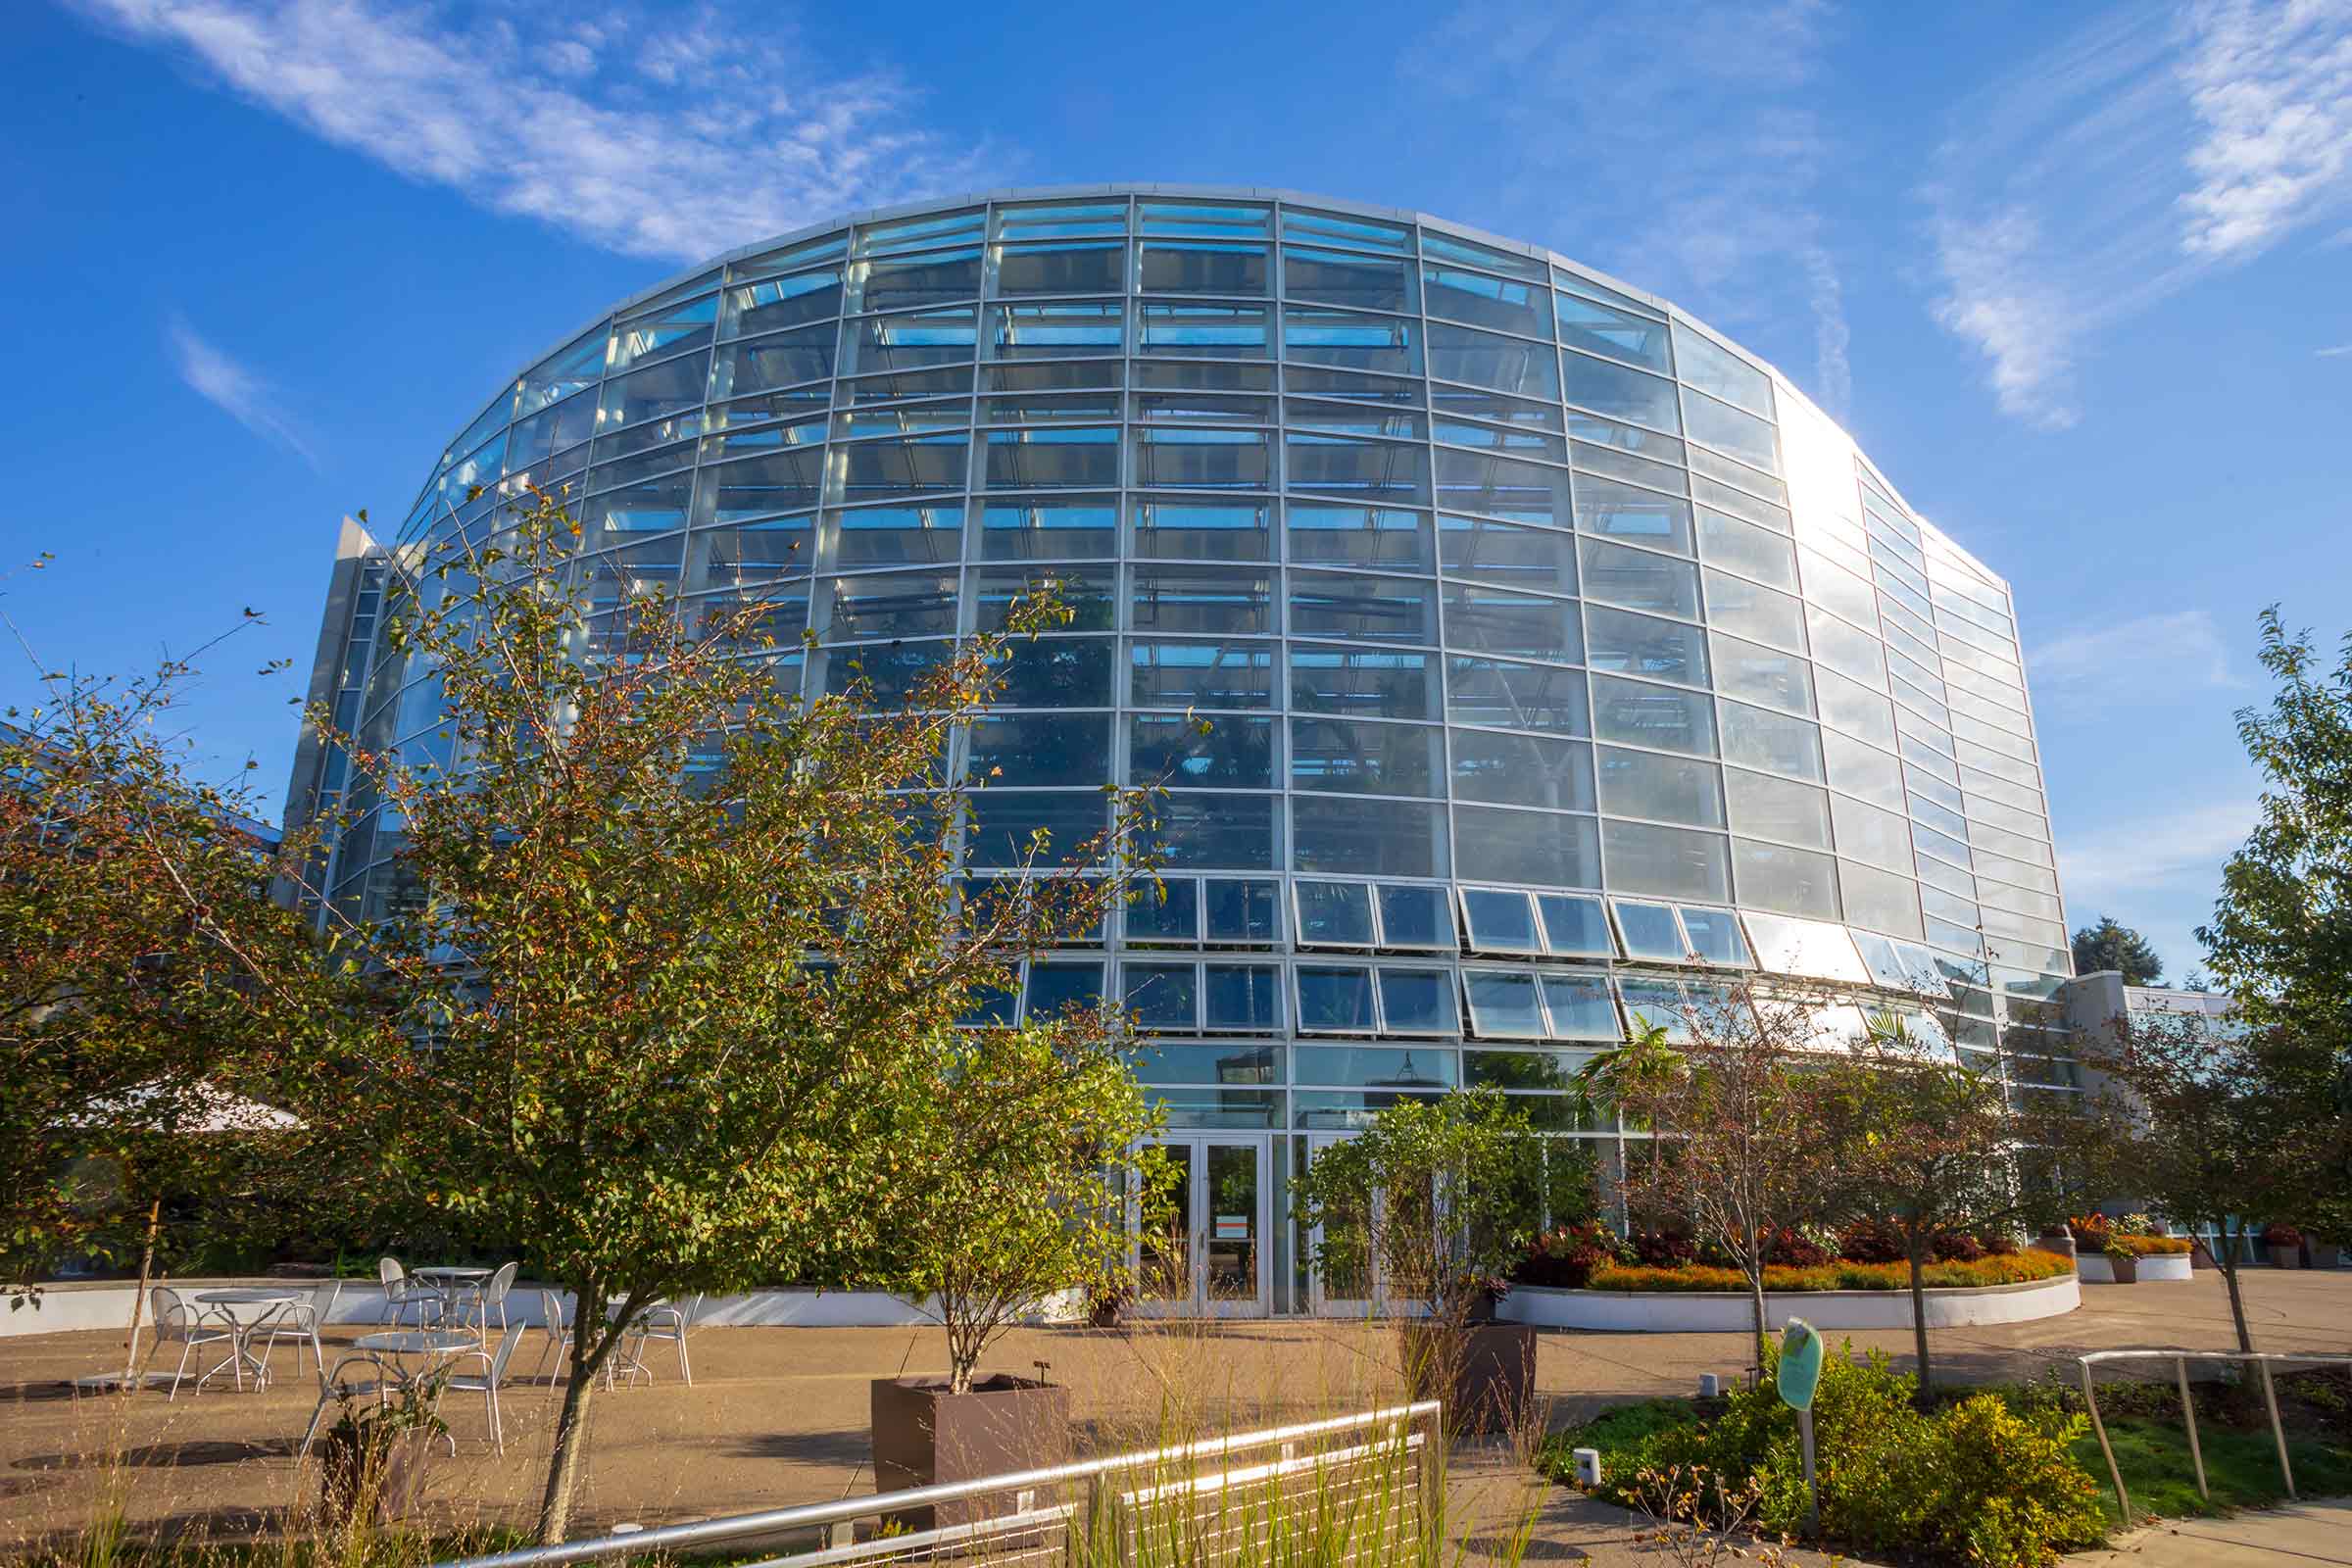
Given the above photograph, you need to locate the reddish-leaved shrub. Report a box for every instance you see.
[1631,1230,1697,1267]
[1837,1217,1906,1263]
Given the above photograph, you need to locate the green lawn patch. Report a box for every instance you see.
[2080,1415,2352,1525]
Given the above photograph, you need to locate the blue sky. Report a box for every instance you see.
[3,0,2347,978]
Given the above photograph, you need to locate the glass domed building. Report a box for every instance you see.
[291,186,2077,1314]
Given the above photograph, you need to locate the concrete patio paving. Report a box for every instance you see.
[0,1267,2343,1559]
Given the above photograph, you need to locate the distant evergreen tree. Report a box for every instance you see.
[2071,916,2165,985]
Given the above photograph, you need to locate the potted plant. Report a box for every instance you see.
[2101,1239,2140,1285]
[2264,1223,2304,1269]
[2311,1233,2344,1270]
[1291,1087,1551,1436]
[1084,1276,1134,1330]
[861,1023,1164,1530]
[317,1373,450,1529]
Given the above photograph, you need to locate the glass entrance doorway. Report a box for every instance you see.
[1135,1136,1269,1317]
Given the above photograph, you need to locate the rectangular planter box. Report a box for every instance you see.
[870,1375,1069,1533]
[1399,1322,1537,1435]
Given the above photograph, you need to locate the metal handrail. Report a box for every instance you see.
[2074,1349,2352,1526]
[435,1399,1442,1568]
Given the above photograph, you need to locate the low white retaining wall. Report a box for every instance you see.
[1501,1272,2080,1332]
[2079,1252,2194,1284]
[1,1280,1082,1338]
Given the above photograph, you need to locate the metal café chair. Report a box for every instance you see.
[146,1286,233,1401]
[458,1261,520,1344]
[298,1353,396,1458]
[620,1294,704,1387]
[260,1279,344,1376]
[377,1255,442,1327]
[446,1324,527,1453]
[530,1289,574,1387]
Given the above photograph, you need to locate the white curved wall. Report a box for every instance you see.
[1501,1274,2079,1331]
[2078,1252,2192,1283]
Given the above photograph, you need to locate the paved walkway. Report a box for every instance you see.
[2074,1499,2352,1564]
[0,1268,2342,1556]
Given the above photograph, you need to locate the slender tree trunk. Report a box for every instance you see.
[538,1300,623,1545]
[2219,1250,2255,1355]
[1747,1262,1770,1375]
[1907,1241,1933,1405]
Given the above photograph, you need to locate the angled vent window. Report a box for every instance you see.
[1460,888,1543,954]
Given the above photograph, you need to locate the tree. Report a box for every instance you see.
[301,489,1156,1544]
[2197,608,2352,1245]
[1613,987,1848,1367]
[1290,1087,1547,1329]
[2070,917,2164,986]
[2071,1008,2296,1352]
[863,1018,1165,1395]
[1820,1015,2068,1402]
[1,615,326,1301]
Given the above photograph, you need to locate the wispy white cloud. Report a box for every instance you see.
[2029,610,2240,715]
[2319,342,2352,357]
[1406,0,1854,412]
[67,0,991,262]
[2056,796,2257,966]
[166,316,317,465]
[1924,0,2352,427]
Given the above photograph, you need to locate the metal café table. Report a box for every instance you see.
[412,1265,492,1328]
[192,1289,304,1391]
[351,1328,479,1391]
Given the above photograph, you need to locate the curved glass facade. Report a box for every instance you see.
[300,186,2078,1224]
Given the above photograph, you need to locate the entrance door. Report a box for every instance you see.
[1305,1133,1378,1317]
[1134,1137,1269,1317]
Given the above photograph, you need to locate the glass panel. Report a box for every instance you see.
[1376,884,1454,949]
[1297,1046,1457,1088]
[1741,911,1868,983]
[1026,959,1104,1018]
[994,638,1114,708]
[1201,1142,1260,1304]
[1817,666,1897,750]
[1445,655,1590,734]
[1724,768,1832,848]
[1424,266,1552,337]
[1591,675,1716,758]
[1807,606,1888,688]
[1587,607,1709,686]
[1732,839,1840,920]
[1128,878,1200,943]
[1601,819,1731,902]
[1540,973,1622,1041]
[1131,713,1274,789]
[1131,640,1278,710]
[1555,291,1672,372]
[1440,514,1579,596]
[1444,586,1583,663]
[970,565,1112,633]
[1377,968,1459,1034]
[1432,449,1572,527]
[1142,242,1269,296]
[1152,793,1278,869]
[1618,981,1691,1041]
[1286,246,1414,312]
[828,504,963,569]
[1125,962,1200,1029]
[1292,646,1440,719]
[1711,633,1814,715]
[1700,511,1798,590]
[1561,349,1682,432]
[1296,966,1378,1031]
[1285,435,1430,503]
[1832,794,1914,873]
[1133,497,1274,563]
[1597,746,1724,828]
[1288,506,1434,569]
[983,427,1116,491]
[1132,567,1277,634]
[1453,806,1600,887]
[1464,971,1546,1039]
[967,714,1110,788]
[1449,730,1594,810]
[1719,701,1823,781]
[1205,878,1279,942]
[1580,538,1699,619]
[1680,907,1749,965]
[1282,305,1422,376]
[821,569,958,641]
[964,791,1107,868]
[1672,323,1774,417]
[979,496,1118,561]
[1293,798,1446,876]
[995,242,1125,296]
[1577,477,1694,556]
[1289,571,1433,644]
[1461,888,1542,953]
[598,353,710,432]
[1296,880,1375,946]
[1614,900,1688,961]
[722,267,844,338]
[851,248,982,312]
[1134,426,1272,490]
[1428,321,1559,399]
[987,299,1123,359]
[1204,964,1282,1028]
[1538,894,1614,956]
[1839,860,1925,939]
[1289,717,1442,796]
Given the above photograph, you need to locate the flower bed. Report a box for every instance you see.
[1586,1250,2072,1294]
[2104,1234,2192,1257]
